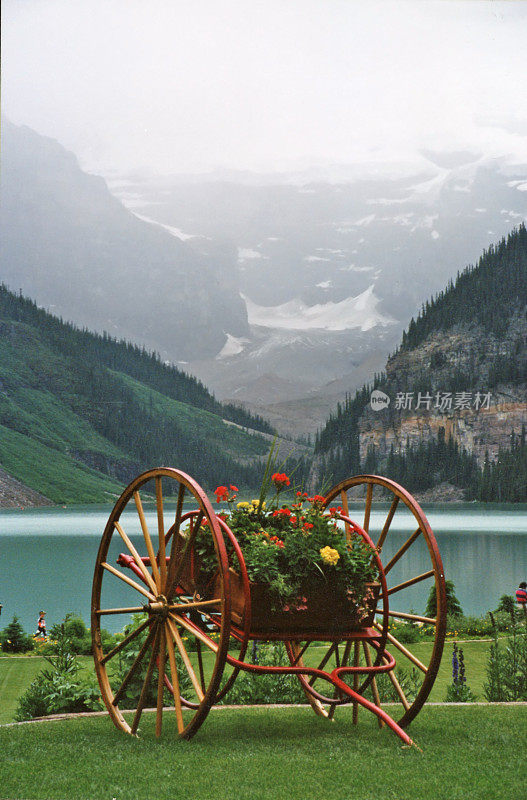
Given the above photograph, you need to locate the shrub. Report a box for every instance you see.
[367,666,421,704]
[221,642,306,705]
[388,621,421,644]
[426,580,463,618]
[15,616,101,720]
[1,615,34,653]
[484,612,527,701]
[496,595,516,614]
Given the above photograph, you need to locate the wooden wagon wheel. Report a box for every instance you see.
[288,475,446,727]
[161,512,251,705]
[91,467,231,739]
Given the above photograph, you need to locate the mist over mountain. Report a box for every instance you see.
[2,120,526,438]
[107,151,527,432]
[0,120,248,361]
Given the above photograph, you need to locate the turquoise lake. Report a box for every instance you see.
[0,503,526,634]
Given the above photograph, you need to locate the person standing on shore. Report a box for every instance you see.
[516,583,527,618]
[35,610,47,638]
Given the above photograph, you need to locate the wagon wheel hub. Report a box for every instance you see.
[148,594,169,618]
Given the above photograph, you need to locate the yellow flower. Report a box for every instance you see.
[251,499,266,509]
[320,546,340,566]
[237,501,251,509]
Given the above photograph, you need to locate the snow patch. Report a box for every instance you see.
[316,280,332,289]
[217,334,249,359]
[238,247,267,261]
[431,230,440,240]
[304,255,331,262]
[132,212,199,240]
[507,180,527,191]
[242,285,393,332]
[339,264,374,273]
[353,214,376,227]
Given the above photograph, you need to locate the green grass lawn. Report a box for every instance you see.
[0,638,497,727]
[1,706,526,800]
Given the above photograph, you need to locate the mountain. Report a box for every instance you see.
[107,153,527,425]
[0,284,281,506]
[313,226,527,501]
[0,119,248,361]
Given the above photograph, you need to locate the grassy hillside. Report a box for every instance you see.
[0,286,270,503]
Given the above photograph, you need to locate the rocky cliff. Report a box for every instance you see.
[359,311,527,467]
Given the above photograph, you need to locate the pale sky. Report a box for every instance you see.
[2,0,527,176]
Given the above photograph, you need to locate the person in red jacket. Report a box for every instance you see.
[35,610,47,638]
[516,583,527,618]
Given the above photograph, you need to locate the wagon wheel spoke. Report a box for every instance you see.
[165,620,184,734]
[166,617,205,702]
[112,623,158,706]
[386,570,435,596]
[307,642,338,686]
[372,621,427,673]
[383,527,421,575]
[328,639,352,720]
[166,511,204,598]
[375,496,399,555]
[134,490,161,589]
[101,562,156,601]
[114,520,158,595]
[156,624,167,737]
[195,640,206,692]
[169,612,219,653]
[168,597,221,613]
[100,617,151,666]
[166,483,186,589]
[95,606,146,616]
[382,653,411,711]
[131,624,162,734]
[363,482,373,533]
[156,477,167,591]
[382,610,436,625]
[352,641,361,724]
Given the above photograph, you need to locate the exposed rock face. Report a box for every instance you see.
[359,311,527,467]
[0,467,52,508]
[359,400,527,466]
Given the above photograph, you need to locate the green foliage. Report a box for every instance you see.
[193,491,379,609]
[1,615,34,653]
[108,615,193,709]
[401,224,527,350]
[483,612,527,701]
[0,283,277,501]
[314,226,527,501]
[367,666,422,704]
[426,580,463,619]
[221,643,306,705]
[14,616,101,720]
[496,595,516,614]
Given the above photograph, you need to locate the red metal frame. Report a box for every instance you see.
[116,505,424,747]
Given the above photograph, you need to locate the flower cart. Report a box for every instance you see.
[91,468,446,748]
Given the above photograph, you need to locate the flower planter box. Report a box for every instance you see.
[220,569,380,635]
[176,534,380,636]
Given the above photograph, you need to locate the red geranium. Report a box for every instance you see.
[271,472,290,489]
